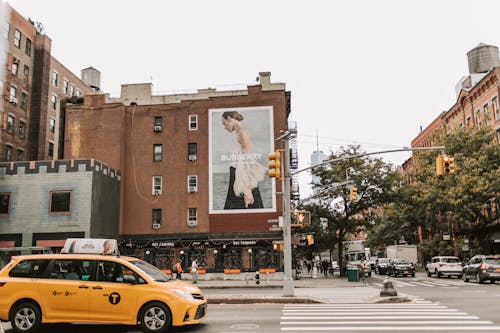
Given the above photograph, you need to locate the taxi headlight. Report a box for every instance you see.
[173,289,194,300]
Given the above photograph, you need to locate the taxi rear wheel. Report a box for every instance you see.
[139,302,172,333]
[10,301,41,333]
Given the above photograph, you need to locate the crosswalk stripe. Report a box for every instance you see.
[281,301,498,332]
[281,326,500,331]
[281,320,493,325]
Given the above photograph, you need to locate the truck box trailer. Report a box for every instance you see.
[386,244,418,265]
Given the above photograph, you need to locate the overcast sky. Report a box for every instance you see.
[5,0,500,198]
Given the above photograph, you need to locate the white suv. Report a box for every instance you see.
[426,256,462,278]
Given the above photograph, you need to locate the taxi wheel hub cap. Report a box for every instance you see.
[145,307,166,329]
[15,308,36,330]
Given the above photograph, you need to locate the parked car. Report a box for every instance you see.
[387,258,415,277]
[426,256,462,278]
[375,258,391,275]
[462,254,500,284]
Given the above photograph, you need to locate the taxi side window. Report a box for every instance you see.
[49,259,93,281]
[9,259,50,278]
[98,261,146,284]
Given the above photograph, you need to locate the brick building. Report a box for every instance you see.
[411,43,500,149]
[64,72,293,273]
[0,4,93,163]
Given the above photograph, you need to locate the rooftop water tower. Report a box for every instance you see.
[467,43,500,74]
[81,66,101,92]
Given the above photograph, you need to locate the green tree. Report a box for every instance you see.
[304,145,402,275]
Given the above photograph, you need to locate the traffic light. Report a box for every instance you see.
[306,235,314,246]
[268,150,281,179]
[442,155,455,174]
[291,210,311,228]
[436,154,455,175]
[436,154,444,175]
[349,186,357,201]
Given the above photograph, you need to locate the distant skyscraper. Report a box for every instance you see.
[311,149,327,190]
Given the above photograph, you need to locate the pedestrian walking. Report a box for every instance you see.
[191,258,199,284]
[360,259,367,285]
[175,260,183,280]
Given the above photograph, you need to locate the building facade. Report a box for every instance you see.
[0,159,120,252]
[64,72,292,273]
[0,4,93,163]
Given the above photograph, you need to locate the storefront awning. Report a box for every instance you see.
[0,241,15,247]
[36,240,66,247]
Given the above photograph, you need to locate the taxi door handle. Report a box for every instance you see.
[93,286,103,290]
[79,285,89,289]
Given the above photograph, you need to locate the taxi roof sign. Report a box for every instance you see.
[61,238,118,255]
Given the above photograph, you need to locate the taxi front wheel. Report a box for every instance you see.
[139,301,172,333]
[10,301,42,333]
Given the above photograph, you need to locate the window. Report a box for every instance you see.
[9,259,50,278]
[19,121,26,137]
[154,116,162,131]
[52,71,58,86]
[484,103,490,125]
[9,86,16,101]
[188,142,197,161]
[188,208,197,225]
[7,115,14,134]
[20,92,28,111]
[14,29,20,47]
[5,145,12,161]
[152,176,162,195]
[189,114,198,130]
[23,64,29,77]
[49,118,56,134]
[476,109,481,129]
[11,61,18,75]
[76,89,81,97]
[152,209,162,227]
[63,79,69,94]
[17,149,24,161]
[187,175,198,193]
[50,191,71,213]
[466,116,471,127]
[153,144,162,161]
[2,22,9,39]
[49,259,92,281]
[0,193,10,214]
[48,142,54,157]
[25,38,31,56]
[493,96,499,120]
[51,94,57,110]
[69,85,74,96]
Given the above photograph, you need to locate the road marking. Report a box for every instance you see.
[281,326,500,331]
[281,320,493,325]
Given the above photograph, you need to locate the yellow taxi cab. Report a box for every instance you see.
[0,239,207,333]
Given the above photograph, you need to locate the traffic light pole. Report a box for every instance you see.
[278,131,294,296]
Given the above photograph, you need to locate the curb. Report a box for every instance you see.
[207,296,322,304]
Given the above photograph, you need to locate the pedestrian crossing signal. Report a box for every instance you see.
[306,235,314,246]
[291,210,311,228]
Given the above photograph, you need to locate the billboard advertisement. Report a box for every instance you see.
[209,106,275,214]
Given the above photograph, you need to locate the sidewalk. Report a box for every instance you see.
[189,274,413,304]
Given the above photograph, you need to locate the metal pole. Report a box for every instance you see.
[282,137,294,296]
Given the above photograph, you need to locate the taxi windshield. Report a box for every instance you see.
[130,260,171,282]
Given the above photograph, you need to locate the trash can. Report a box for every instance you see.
[347,266,359,282]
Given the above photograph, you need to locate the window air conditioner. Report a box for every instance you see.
[152,223,161,230]
[153,189,161,195]
[9,96,18,105]
[154,125,162,132]
[188,154,197,161]
[187,220,197,227]
[188,186,197,193]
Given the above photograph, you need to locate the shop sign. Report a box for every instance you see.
[151,241,175,248]
[232,240,256,246]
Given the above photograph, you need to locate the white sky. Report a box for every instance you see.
[6,0,500,198]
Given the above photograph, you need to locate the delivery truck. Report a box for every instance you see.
[386,244,418,266]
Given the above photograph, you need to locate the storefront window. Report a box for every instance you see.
[222,248,242,269]
[187,250,206,271]
[253,248,279,269]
